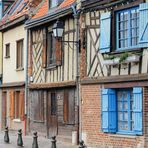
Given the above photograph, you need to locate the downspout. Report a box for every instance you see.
[24,28,29,136]
[71,4,81,142]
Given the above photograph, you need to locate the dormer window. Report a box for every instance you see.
[49,0,63,9]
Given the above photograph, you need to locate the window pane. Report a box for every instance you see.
[117,7,139,50]
[118,112,123,121]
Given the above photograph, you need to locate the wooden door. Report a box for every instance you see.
[2,92,7,129]
[47,92,58,138]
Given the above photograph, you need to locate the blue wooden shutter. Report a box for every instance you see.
[139,3,148,48]
[108,89,117,133]
[100,12,111,53]
[133,87,143,135]
[101,88,116,133]
[0,2,2,20]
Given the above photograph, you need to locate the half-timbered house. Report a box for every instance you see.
[80,0,148,147]
[0,0,41,133]
[26,0,79,143]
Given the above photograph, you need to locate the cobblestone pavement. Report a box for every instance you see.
[0,132,77,148]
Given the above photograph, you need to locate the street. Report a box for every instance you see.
[0,132,77,148]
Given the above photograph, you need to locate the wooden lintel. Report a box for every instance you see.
[81,74,148,86]
[29,81,76,90]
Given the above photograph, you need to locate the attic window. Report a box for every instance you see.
[49,0,64,9]
[49,0,57,8]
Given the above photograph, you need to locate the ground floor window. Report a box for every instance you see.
[101,87,142,135]
[9,90,25,120]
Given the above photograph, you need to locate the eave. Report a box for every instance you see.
[81,0,141,12]
[25,6,73,29]
[29,81,76,90]
[0,14,28,32]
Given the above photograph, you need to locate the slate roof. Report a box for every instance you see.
[0,0,30,25]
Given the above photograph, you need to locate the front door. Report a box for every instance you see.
[2,92,7,129]
[47,92,58,138]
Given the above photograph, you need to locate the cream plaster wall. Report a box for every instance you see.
[3,25,26,83]
[0,33,2,75]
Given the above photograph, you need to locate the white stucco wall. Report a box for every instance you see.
[3,25,26,83]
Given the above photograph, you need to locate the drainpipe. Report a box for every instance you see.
[24,28,29,136]
[71,4,81,142]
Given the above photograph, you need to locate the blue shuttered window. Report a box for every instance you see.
[102,89,116,133]
[139,3,148,47]
[133,87,143,135]
[100,12,111,53]
[101,87,143,135]
[99,3,148,52]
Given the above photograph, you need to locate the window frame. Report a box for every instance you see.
[16,39,24,70]
[5,43,10,58]
[116,7,139,51]
[117,89,135,135]
[111,0,144,52]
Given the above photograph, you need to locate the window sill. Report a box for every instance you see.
[108,48,143,55]
[4,56,10,59]
[110,134,137,139]
[16,68,24,71]
[13,119,21,123]
[46,64,57,70]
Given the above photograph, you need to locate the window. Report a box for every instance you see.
[99,3,148,53]
[117,90,134,132]
[48,0,64,9]
[9,90,25,120]
[116,7,139,50]
[33,91,44,121]
[49,0,57,8]
[51,93,57,115]
[47,32,56,66]
[5,43,10,58]
[16,39,23,69]
[101,87,142,135]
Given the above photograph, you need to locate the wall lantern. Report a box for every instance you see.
[52,20,81,49]
[52,20,64,38]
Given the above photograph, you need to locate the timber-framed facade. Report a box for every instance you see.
[26,0,79,142]
[80,0,148,147]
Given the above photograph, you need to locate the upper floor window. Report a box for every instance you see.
[116,7,139,50]
[5,43,10,58]
[47,32,56,66]
[99,3,148,53]
[16,39,23,70]
[48,0,64,9]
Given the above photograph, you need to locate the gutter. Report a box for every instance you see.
[25,6,73,29]
[24,28,29,135]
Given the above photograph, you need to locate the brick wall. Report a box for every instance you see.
[81,84,147,148]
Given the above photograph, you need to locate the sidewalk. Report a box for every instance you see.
[0,132,77,148]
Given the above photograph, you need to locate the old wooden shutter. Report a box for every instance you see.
[64,89,68,123]
[42,29,47,68]
[20,91,25,121]
[133,87,143,135]
[100,12,111,53]
[56,38,62,65]
[68,89,75,124]
[9,91,15,120]
[139,3,148,48]
[101,88,116,133]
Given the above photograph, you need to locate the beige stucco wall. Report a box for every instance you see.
[0,32,2,75]
[3,25,26,83]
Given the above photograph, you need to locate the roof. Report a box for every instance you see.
[32,0,76,20]
[0,0,30,26]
